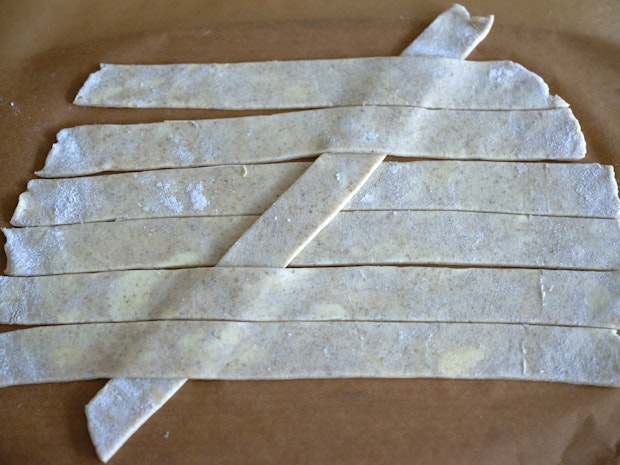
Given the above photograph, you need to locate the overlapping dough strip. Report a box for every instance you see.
[1,267,618,327]
[36,106,585,177]
[5,211,620,276]
[1,321,619,388]
[12,161,619,226]
[73,57,566,110]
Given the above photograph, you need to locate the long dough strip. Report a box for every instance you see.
[13,161,619,226]
[4,211,619,276]
[1,321,619,388]
[1,267,618,327]
[36,106,585,177]
[73,57,565,110]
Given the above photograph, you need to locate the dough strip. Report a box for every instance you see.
[5,211,619,276]
[1,267,618,327]
[2,321,619,388]
[36,106,585,177]
[73,57,565,110]
[13,161,618,226]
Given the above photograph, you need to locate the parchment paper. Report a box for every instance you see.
[1,1,619,464]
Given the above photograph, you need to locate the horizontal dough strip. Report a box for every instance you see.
[13,161,619,226]
[36,106,586,177]
[73,57,566,110]
[4,211,619,276]
[1,267,618,327]
[1,321,618,388]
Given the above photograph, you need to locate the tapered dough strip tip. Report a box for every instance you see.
[402,3,494,59]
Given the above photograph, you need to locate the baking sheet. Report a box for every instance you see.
[1,1,619,463]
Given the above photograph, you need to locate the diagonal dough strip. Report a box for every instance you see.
[217,154,384,267]
[36,106,586,177]
[11,161,619,226]
[1,267,618,327]
[72,57,565,110]
[4,211,620,276]
[81,8,498,461]
[1,321,619,388]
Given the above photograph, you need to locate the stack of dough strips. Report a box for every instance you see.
[1,5,619,463]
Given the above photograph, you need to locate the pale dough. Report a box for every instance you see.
[85,153,382,461]
[1,321,619,387]
[12,161,619,226]
[4,8,603,463]
[83,14,503,461]
[36,106,585,177]
[73,57,566,110]
[5,211,619,276]
[218,153,384,267]
[1,267,618,327]
[12,163,308,226]
[401,4,493,59]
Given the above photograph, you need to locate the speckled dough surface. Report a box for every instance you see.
[12,163,309,226]
[2,267,618,327]
[73,57,566,110]
[5,211,619,276]
[36,106,585,177]
[81,14,502,462]
[84,153,383,461]
[12,161,619,226]
[218,153,384,267]
[401,4,493,58]
[1,321,619,388]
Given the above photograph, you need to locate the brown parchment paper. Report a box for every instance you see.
[1,1,619,464]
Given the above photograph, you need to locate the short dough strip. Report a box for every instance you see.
[36,106,586,177]
[1,267,618,328]
[1,321,619,388]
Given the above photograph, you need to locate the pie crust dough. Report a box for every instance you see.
[36,106,585,177]
[2,321,619,388]
[73,57,565,110]
[5,211,619,276]
[1,267,618,327]
[12,161,618,226]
